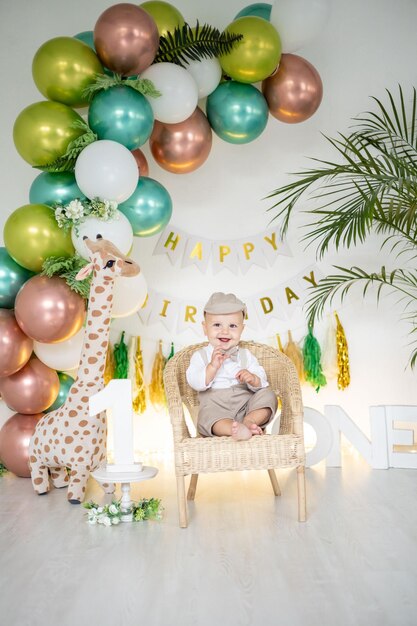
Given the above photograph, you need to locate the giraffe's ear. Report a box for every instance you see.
[75,263,94,281]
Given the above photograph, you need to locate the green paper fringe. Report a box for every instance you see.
[303,326,327,392]
[166,341,175,361]
[114,331,129,379]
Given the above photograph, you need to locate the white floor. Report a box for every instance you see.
[0,451,416,626]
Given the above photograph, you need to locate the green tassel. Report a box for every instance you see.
[166,342,175,361]
[114,331,129,379]
[303,326,327,392]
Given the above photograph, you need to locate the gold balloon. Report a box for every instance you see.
[262,54,323,123]
[150,107,212,174]
[221,16,281,83]
[13,101,84,166]
[4,204,74,272]
[32,37,104,107]
[140,1,185,37]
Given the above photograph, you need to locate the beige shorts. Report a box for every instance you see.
[197,384,278,437]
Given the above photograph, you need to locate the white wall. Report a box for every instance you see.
[1,0,416,440]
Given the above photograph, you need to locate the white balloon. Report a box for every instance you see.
[186,57,222,99]
[75,140,139,203]
[111,273,148,318]
[71,211,134,260]
[270,0,330,53]
[141,62,199,123]
[34,327,85,371]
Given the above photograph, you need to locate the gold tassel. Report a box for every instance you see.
[132,336,146,414]
[149,340,167,409]
[276,333,284,352]
[103,342,115,385]
[283,330,304,382]
[335,313,350,390]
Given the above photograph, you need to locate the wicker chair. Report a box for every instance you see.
[163,341,306,527]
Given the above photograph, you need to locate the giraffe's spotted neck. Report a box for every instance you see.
[72,267,116,395]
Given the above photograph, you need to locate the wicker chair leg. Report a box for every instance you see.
[187,474,199,500]
[267,469,281,496]
[297,466,307,522]
[177,475,188,528]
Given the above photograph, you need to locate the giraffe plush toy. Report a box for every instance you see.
[28,235,140,504]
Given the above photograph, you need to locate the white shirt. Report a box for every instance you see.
[186,345,269,392]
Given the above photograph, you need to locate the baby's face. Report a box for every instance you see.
[202,312,245,351]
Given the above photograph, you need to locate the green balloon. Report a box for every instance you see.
[207,81,268,144]
[45,372,75,412]
[235,3,272,21]
[221,16,281,83]
[32,36,103,107]
[88,85,154,150]
[0,248,35,309]
[119,177,172,237]
[74,31,95,50]
[140,1,185,37]
[13,101,84,167]
[29,172,85,207]
[4,204,75,272]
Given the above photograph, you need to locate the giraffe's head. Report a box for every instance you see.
[75,235,140,281]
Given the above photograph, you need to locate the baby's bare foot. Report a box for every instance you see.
[231,420,253,441]
[248,422,263,436]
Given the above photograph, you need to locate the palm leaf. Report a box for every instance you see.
[154,22,243,68]
[306,265,417,367]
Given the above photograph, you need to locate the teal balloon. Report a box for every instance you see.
[0,248,34,309]
[119,176,172,237]
[206,81,269,144]
[74,31,95,50]
[45,372,75,412]
[88,85,154,150]
[29,172,86,207]
[235,3,272,21]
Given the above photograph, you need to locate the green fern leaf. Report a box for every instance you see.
[154,21,243,68]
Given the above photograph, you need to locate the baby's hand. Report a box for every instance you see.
[210,346,229,370]
[236,369,261,388]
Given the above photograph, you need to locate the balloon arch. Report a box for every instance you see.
[0,0,328,475]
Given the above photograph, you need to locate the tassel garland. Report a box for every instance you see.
[103,342,115,385]
[335,313,350,390]
[132,336,146,414]
[114,331,128,379]
[283,330,304,382]
[149,340,167,409]
[303,326,327,392]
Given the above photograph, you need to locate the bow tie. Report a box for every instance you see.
[222,347,239,362]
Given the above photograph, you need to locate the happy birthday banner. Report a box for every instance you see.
[137,265,323,335]
[153,225,292,274]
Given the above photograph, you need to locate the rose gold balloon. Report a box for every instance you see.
[0,309,33,377]
[94,3,160,76]
[0,413,43,477]
[15,275,86,343]
[0,357,59,414]
[132,148,149,177]
[150,107,212,174]
[262,54,323,123]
